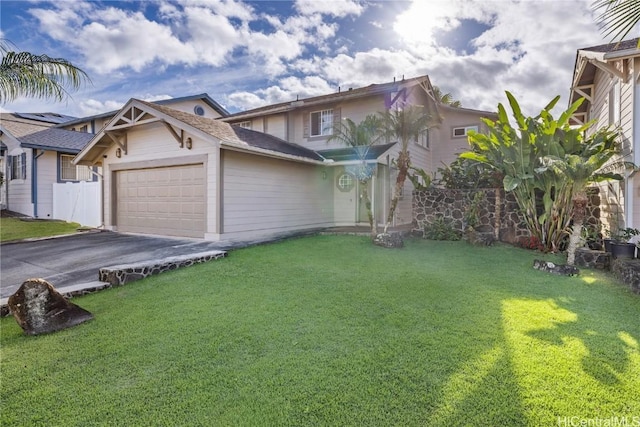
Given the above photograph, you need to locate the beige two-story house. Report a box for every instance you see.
[74,75,494,241]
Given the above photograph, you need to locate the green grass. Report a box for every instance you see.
[1,236,639,426]
[0,217,81,242]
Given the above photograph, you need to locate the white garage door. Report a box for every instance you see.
[116,164,205,238]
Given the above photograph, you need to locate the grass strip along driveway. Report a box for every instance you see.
[1,236,639,425]
[0,217,80,242]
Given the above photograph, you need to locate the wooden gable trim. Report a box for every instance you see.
[573,85,594,102]
[589,59,626,81]
[110,105,160,130]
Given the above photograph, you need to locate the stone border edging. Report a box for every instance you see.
[1,250,228,317]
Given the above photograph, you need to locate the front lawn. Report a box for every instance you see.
[0,217,80,242]
[1,236,638,426]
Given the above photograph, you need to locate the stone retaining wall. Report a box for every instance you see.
[100,251,227,286]
[412,188,601,245]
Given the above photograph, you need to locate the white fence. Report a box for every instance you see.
[52,181,101,227]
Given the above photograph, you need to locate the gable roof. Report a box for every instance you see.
[569,37,640,124]
[59,93,229,128]
[75,98,326,166]
[223,75,435,121]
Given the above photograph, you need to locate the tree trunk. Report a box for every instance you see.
[360,180,377,238]
[566,192,588,266]
[383,151,410,234]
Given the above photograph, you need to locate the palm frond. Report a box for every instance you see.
[592,0,640,46]
[0,43,90,104]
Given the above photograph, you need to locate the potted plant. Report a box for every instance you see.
[610,227,639,259]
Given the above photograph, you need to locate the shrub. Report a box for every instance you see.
[424,217,462,241]
[518,235,544,251]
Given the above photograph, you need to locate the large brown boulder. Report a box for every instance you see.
[8,278,93,335]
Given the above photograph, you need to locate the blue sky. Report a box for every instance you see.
[0,0,616,118]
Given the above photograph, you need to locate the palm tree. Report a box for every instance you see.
[378,105,431,234]
[0,40,90,104]
[592,0,640,46]
[328,115,384,236]
[433,86,462,108]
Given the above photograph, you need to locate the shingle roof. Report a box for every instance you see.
[136,100,324,161]
[14,112,77,124]
[18,128,95,153]
[136,99,242,142]
[580,37,640,53]
[317,143,396,162]
[60,93,228,127]
[231,126,325,161]
[1,114,51,137]
[223,75,430,120]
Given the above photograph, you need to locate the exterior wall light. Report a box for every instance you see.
[115,148,121,158]
[186,137,193,150]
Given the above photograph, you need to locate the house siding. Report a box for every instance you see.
[221,150,333,238]
[6,147,33,216]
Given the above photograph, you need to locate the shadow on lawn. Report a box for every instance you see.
[524,298,638,386]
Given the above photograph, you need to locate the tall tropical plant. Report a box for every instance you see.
[592,0,640,47]
[461,91,620,252]
[539,128,622,265]
[378,105,431,233]
[328,115,384,236]
[0,40,90,104]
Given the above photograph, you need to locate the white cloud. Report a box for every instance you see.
[226,75,335,109]
[294,0,365,17]
[79,99,125,116]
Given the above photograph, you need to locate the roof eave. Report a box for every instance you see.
[220,140,326,164]
[20,143,80,154]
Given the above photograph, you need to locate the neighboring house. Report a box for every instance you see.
[0,113,94,217]
[569,38,640,231]
[74,75,494,240]
[58,93,228,134]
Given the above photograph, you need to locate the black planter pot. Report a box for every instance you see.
[610,242,636,259]
[603,238,614,253]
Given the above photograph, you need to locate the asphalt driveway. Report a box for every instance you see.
[1,231,232,298]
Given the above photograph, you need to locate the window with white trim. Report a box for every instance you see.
[10,153,26,180]
[310,109,333,136]
[60,154,93,181]
[238,121,252,129]
[337,173,354,192]
[452,125,479,138]
[415,129,429,148]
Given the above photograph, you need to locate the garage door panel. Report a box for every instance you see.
[116,164,205,238]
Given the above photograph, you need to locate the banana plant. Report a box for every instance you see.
[460,91,617,253]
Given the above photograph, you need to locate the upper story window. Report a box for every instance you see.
[452,125,479,138]
[80,125,88,133]
[10,152,26,180]
[310,109,333,137]
[238,121,252,129]
[60,154,93,181]
[415,129,429,149]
